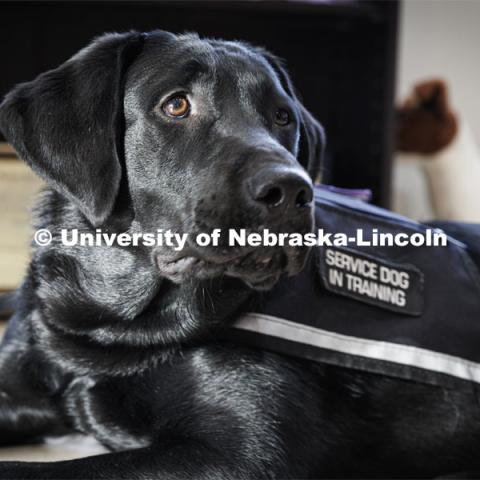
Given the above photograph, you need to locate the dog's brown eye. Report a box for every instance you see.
[162,95,190,118]
[275,108,290,126]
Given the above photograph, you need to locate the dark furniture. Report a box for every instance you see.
[0,0,398,207]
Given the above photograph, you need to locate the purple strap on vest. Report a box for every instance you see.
[315,184,372,203]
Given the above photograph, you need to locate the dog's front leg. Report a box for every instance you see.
[0,384,64,447]
[0,441,271,480]
[0,333,68,446]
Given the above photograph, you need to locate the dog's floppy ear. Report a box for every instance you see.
[261,52,326,182]
[0,32,145,226]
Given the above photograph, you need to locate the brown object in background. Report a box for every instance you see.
[0,145,44,291]
[0,143,16,157]
[396,79,458,155]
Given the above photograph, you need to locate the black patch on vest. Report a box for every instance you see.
[318,247,424,316]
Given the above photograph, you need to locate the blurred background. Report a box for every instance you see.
[398,0,480,143]
[0,0,479,292]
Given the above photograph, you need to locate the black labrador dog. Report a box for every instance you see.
[0,30,480,479]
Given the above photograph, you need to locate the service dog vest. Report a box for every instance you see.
[231,187,480,390]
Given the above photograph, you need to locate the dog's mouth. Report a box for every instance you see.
[154,246,309,290]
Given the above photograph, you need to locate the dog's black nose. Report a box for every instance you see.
[249,168,313,211]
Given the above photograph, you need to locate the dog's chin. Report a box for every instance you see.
[154,247,310,291]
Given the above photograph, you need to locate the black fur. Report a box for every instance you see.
[0,30,479,479]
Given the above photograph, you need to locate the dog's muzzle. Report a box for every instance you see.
[247,166,313,218]
[154,165,314,289]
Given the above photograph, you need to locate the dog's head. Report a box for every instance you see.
[0,31,325,291]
